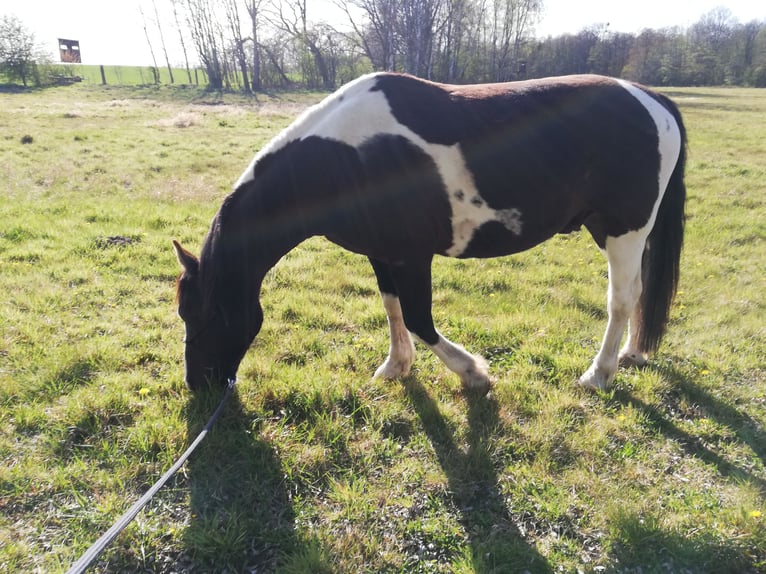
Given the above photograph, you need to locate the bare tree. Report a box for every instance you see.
[338,0,541,81]
[151,0,175,82]
[398,0,447,77]
[224,0,251,92]
[260,33,294,86]
[184,0,225,89]
[139,5,161,83]
[170,0,194,83]
[340,0,449,76]
[436,0,472,81]
[268,0,334,88]
[339,0,399,71]
[244,0,265,90]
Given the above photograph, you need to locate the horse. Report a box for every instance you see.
[173,72,686,394]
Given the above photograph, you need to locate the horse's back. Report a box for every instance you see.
[368,73,681,256]
[238,72,683,261]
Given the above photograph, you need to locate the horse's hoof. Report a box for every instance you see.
[460,370,492,397]
[374,357,412,380]
[578,366,611,391]
[618,350,648,368]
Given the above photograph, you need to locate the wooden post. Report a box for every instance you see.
[100,65,107,85]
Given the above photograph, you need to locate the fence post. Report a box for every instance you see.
[100,65,107,85]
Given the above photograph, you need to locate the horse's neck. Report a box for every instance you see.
[232,181,311,287]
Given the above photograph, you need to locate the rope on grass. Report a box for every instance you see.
[65,378,237,574]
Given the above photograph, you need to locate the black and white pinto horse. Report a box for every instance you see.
[173,72,686,394]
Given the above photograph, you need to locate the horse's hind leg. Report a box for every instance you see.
[385,258,491,394]
[579,232,646,390]
[369,258,415,379]
[618,305,649,368]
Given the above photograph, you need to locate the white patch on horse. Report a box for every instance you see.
[579,79,683,391]
[497,208,523,234]
[234,73,379,189]
[428,332,491,392]
[615,79,682,233]
[237,72,523,256]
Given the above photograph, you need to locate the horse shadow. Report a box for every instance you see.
[611,362,766,491]
[183,387,296,572]
[605,363,766,571]
[403,379,552,573]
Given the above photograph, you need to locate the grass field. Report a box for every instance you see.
[43,64,205,87]
[0,82,764,573]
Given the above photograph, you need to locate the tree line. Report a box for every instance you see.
[164,2,766,90]
[2,3,765,89]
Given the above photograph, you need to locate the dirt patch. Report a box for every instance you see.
[93,235,141,249]
[155,111,203,128]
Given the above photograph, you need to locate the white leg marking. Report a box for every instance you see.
[578,81,684,390]
[427,332,491,394]
[374,294,416,379]
[579,232,646,390]
[373,295,491,394]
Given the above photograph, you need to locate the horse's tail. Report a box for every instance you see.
[638,96,687,354]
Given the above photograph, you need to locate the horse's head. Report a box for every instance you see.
[172,240,257,391]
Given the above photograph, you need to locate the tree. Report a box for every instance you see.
[732,21,762,84]
[267,0,335,88]
[467,0,542,81]
[139,5,161,83]
[224,0,251,92]
[744,23,766,87]
[0,15,41,86]
[170,0,194,83]
[435,0,473,82]
[152,0,175,83]
[396,0,445,77]
[184,0,226,89]
[244,0,265,91]
[688,7,736,84]
[338,0,399,71]
[163,0,766,90]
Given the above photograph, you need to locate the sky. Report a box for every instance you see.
[6,0,765,68]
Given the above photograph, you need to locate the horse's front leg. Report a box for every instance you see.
[369,258,415,379]
[375,293,416,379]
[387,257,491,395]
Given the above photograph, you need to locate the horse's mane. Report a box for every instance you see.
[197,190,250,319]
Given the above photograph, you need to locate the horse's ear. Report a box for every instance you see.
[172,240,199,275]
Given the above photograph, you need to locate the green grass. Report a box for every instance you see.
[58,64,191,86]
[1,83,764,573]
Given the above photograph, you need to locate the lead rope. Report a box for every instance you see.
[66,378,237,574]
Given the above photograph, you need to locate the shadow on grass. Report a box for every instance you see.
[183,387,297,572]
[0,82,47,93]
[404,379,552,573]
[612,363,766,492]
[606,363,766,572]
[607,507,759,574]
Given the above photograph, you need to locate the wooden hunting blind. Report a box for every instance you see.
[59,39,81,63]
